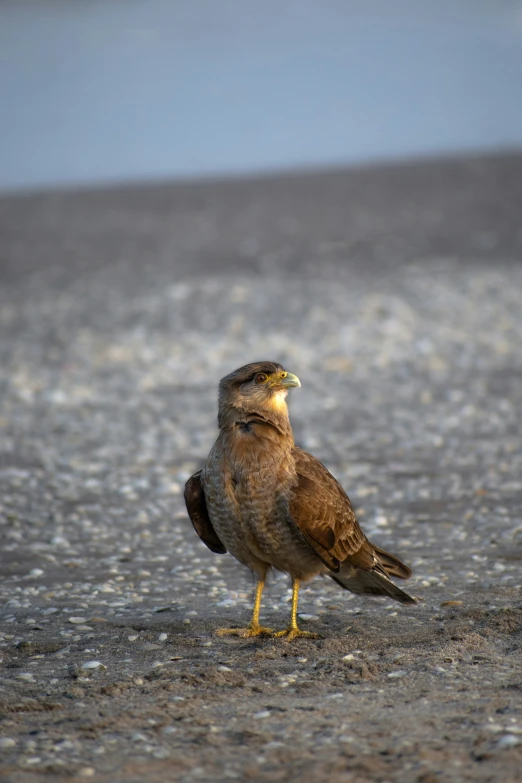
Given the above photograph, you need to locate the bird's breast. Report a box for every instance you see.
[202,429,297,559]
[227,432,293,507]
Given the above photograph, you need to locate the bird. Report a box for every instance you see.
[184,361,415,640]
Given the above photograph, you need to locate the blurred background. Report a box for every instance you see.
[1,0,522,193]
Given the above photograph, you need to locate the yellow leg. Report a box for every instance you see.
[272,579,321,641]
[215,580,274,638]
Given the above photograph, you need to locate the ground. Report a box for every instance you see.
[0,155,521,783]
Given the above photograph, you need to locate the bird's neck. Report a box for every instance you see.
[218,404,293,442]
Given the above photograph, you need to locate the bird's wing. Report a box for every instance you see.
[184,471,227,554]
[289,448,415,604]
[289,448,385,573]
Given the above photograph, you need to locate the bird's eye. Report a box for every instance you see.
[255,373,268,383]
[280,371,287,378]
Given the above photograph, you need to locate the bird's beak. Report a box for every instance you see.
[278,372,301,388]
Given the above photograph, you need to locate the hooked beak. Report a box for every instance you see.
[278,371,301,388]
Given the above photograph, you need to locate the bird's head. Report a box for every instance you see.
[218,361,301,426]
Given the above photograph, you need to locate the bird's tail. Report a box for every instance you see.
[330,563,416,605]
[371,544,413,580]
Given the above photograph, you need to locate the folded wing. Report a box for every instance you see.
[184,471,227,554]
[289,448,415,604]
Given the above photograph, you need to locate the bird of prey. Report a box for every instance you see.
[184,361,415,640]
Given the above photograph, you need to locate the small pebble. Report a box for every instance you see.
[16,673,35,682]
[153,747,171,759]
[387,670,408,679]
[0,738,16,749]
[79,768,96,777]
[485,723,505,734]
[68,617,87,625]
[253,711,271,719]
[81,661,105,670]
[440,600,463,607]
[158,633,168,642]
[497,734,520,749]
[128,635,138,642]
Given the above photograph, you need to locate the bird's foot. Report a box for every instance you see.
[215,624,274,638]
[271,626,322,641]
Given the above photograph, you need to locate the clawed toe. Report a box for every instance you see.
[271,627,322,641]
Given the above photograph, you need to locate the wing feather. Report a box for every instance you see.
[184,471,227,554]
[289,448,409,579]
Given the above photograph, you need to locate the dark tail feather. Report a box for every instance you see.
[372,544,413,580]
[331,564,416,605]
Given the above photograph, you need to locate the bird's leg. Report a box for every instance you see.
[215,580,274,637]
[272,579,321,641]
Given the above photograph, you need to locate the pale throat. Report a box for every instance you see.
[267,389,289,414]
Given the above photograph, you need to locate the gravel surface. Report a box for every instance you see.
[0,155,521,782]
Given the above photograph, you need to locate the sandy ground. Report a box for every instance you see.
[0,155,521,782]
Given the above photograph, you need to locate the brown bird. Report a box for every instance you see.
[184,361,415,640]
